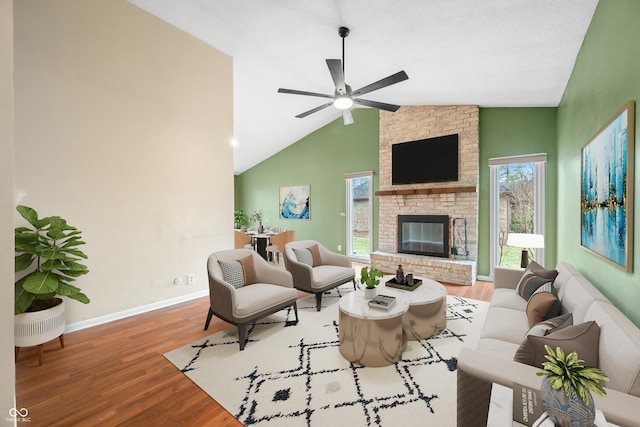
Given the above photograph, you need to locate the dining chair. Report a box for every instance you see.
[266,230,295,264]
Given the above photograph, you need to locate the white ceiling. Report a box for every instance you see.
[129,0,599,174]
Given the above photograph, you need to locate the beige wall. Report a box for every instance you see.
[13,0,234,325]
[1,0,16,418]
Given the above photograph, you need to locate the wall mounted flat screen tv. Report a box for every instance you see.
[392,134,459,184]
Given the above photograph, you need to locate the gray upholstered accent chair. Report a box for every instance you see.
[205,249,298,350]
[283,240,356,311]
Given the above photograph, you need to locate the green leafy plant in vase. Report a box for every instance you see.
[537,345,609,427]
[251,209,264,233]
[234,209,249,231]
[360,267,383,299]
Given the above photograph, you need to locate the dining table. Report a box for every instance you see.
[245,231,275,260]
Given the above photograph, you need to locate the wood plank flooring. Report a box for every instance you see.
[15,271,493,426]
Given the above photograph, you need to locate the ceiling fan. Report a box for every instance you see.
[278,26,409,125]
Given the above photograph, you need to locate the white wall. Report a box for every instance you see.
[13,0,234,325]
[1,0,16,419]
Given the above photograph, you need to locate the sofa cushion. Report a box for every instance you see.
[489,288,528,311]
[514,320,600,369]
[516,272,555,301]
[293,247,314,266]
[218,259,245,288]
[480,307,531,344]
[584,301,640,396]
[526,283,561,327]
[558,275,609,323]
[237,255,257,286]
[525,313,573,337]
[233,283,297,319]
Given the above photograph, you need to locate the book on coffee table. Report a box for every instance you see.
[368,294,397,310]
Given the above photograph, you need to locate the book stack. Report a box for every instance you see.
[368,294,397,310]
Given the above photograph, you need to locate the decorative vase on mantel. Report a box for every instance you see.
[540,375,596,427]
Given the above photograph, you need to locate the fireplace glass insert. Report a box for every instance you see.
[397,215,449,257]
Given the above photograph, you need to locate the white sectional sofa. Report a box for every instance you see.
[457,262,640,427]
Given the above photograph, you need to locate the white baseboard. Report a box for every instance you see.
[477,274,493,282]
[65,290,209,333]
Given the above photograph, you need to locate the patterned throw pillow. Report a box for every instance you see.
[218,259,245,288]
[516,272,554,301]
[526,283,562,327]
[293,247,314,266]
[525,313,573,337]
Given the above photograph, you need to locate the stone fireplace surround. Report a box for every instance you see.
[371,106,479,286]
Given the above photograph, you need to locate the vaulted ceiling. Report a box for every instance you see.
[130,0,599,174]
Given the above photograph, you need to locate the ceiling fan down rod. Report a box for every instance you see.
[339,26,349,79]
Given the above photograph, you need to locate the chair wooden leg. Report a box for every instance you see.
[204,307,214,331]
[292,302,299,323]
[238,323,247,351]
[315,293,322,311]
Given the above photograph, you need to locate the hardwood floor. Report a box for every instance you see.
[15,271,493,426]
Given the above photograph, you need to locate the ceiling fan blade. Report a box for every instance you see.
[343,110,354,125]
[351,70,408,97]
[278,88,334,99]
[353,98,401,112]
[295,102,334,118]
[326,59,346,94]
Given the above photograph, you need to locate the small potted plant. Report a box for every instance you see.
[537,345,609,427]
[360,266,383,299]
[14,205,90,363]
[251,209,265,234]
[234,209,249,231]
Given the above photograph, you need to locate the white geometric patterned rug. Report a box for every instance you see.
[164,286,488,426]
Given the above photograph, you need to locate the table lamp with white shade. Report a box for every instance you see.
[506,233,544,268]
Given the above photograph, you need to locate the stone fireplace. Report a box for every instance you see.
[371,105,479,286]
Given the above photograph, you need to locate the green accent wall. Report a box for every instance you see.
[478,108,558,276]
[556,0,640,326]
[235,108,380,254]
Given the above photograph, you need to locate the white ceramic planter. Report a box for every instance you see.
[364,287,378,299]
[14,299,66,347]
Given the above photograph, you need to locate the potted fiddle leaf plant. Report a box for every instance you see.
[14,205,90,362]
[537,345,609,427]
[360,266,383,299]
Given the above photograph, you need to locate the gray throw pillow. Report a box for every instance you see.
[514,320,600,369]
[525,313,573,337]
[293,247,313,266]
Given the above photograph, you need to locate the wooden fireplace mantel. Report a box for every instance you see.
[374,186,476,196]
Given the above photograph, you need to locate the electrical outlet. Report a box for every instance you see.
[338,245,342,251]
[187,274,195,285]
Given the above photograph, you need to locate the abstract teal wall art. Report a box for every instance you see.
[279,185,310,219]
[581,101,635,271]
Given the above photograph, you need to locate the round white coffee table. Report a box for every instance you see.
[338,290,409,367]
[380,276,447,340]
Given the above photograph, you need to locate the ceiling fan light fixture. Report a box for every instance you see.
[334,96,353,110]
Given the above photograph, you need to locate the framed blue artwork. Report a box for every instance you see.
[580,101,635,271]
[279,185,310,219]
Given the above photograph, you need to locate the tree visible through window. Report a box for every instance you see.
[498,163,535,266]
